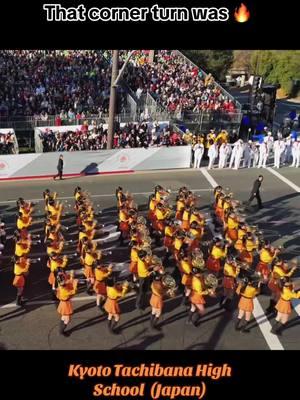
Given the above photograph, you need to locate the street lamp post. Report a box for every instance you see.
[107,50,119,150]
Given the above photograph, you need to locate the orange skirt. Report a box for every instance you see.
[275,298,291,314]
[223,276,235,290]
[190,291,206,305]
[181,273,192,287]
[206,256,221,272]
[84,265,94,279]
[13,275,25,288]
[227,228,238,242]
[239,250,253,265]
[93,281,106,295]
[164,236,173,249]
[238,296,254,312]
[130,261,138,274]
[57,300,73,316]
[256,262,270,279]
[48,272,55,286]
[181,220,190,231]
[150,294,163,310]
[104,298,120,315]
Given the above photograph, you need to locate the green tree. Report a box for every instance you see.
[250,50,300,96]
[182,50,234,81]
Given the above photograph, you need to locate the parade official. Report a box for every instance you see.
[246,175,264,209]
[53,154,64,180]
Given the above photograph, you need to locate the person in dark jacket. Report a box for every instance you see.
[246,175,264,209]
[53,155,64,180]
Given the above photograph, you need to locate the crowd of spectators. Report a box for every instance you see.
[0,131,16,154]
[0,50,114,118]
[125,50,238,116]
[39,122,185,152]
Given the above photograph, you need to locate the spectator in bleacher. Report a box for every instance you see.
[125,51,238,117]
[0,50,114,118]
[39,123,185,152]
[0,132,15,154]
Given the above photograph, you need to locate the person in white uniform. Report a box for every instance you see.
[243,141,252,168]
[229,139,239,169]
[218,143,227,169]
[273,138,286,168]
[258,141,269,168]
[291,138,300,167]
[233,139,244,170]
[251,142,259,167]
[207,141,218,170]
[283,135,292,165]
[265,131,274,156]
[193,143,205,168]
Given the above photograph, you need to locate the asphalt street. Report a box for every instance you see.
[0,167,299,350]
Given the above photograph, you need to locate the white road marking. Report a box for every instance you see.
[200,168,285,350]
[252,299,284,350]
[0,188,212,205]
[266,167,300,192]
[200,167,219,187]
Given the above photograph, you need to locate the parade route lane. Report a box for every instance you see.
[0,168,299,349]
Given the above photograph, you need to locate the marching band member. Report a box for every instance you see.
[220,256,240,310]
[178,250,193,305]
[271,277,300,335]
[56,270,78,336]
[118,204,130,245]
[188,222,203,251]
[83,246,99,294]
[173,230,185,262]
[188,265,213,326]
[148,194,158,223]
[181,206,191,231]
[175,194,186,220]
[136,249,152,310]
[47,253,68,295]
[129,240,139,281]
[206,239,229,275]
[256,241,280,282]
[235,278,261,333]
[13,256,31,306]
[104,278,130,334]
[14,231,32,258]
[149,265,176,330]
[16,212,32,233]
[225,212,239,243]
[267,260,297,313]
[94,263,113,311]
[46,237,64,257]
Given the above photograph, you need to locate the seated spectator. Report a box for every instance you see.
[0,132,16,154]
[39,122,186,152]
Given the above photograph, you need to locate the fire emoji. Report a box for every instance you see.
[234,3,250,23]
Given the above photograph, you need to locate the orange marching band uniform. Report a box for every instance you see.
[56,272,78,336]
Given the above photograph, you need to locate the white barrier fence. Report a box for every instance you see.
[0,146,192,180]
